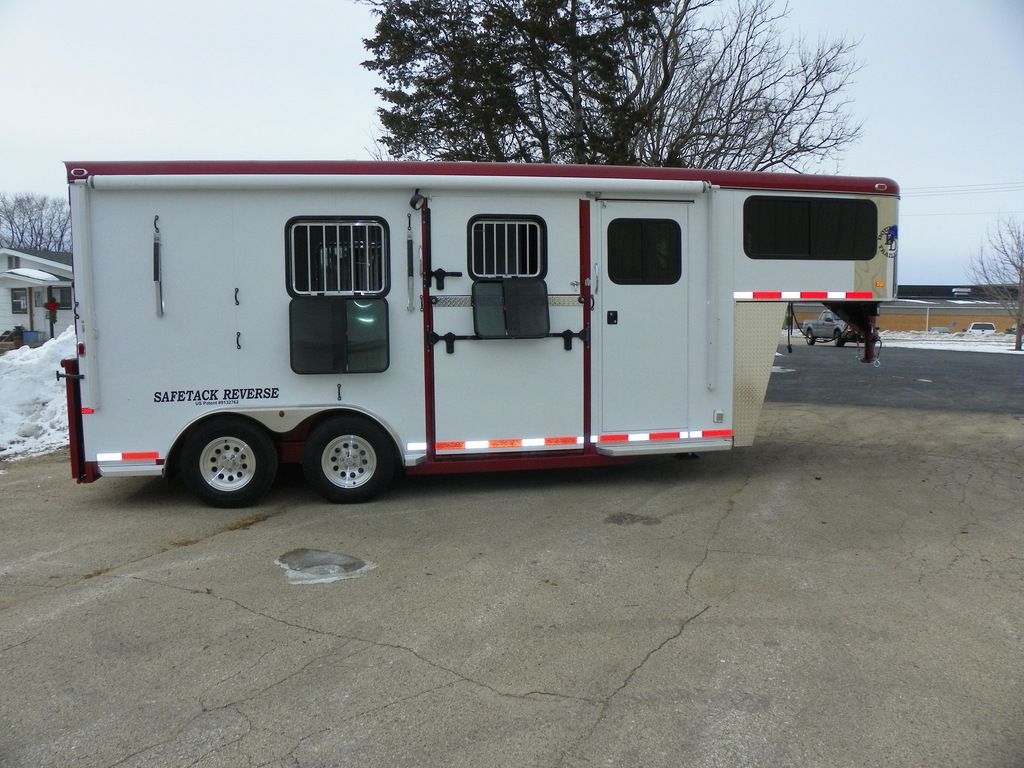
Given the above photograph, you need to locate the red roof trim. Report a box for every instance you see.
[64,160,899,196]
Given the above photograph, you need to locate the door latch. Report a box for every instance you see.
[430,268,463,291]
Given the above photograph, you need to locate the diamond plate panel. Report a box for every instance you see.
[732,302,786,447]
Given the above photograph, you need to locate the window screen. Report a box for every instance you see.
[289,297,389,374]
[608,219,682,285]
[744,196,877,260]
[469,216,545,279]
[288,218,388,295]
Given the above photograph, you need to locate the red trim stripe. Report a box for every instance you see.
[598,434,630,443]
[650,431,682,441]
[702,429,734,439]
[121,452,160,461]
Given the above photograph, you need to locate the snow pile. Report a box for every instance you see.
[0,326,76,460]
[879,331,1024,355]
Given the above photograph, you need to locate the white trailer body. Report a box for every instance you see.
[61,161,898,506]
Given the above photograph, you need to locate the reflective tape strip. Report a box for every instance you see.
[97,451,161,462]
[432,436,585,453]
[734,291,874,300]
[414,430,731,455]
[597,430,732,443]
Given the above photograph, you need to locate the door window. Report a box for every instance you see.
[607,218,681,285]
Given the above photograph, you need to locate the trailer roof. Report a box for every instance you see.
[64,160,899,196]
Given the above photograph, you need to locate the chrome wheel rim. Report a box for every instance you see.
[321,434,376,489]
[199,436,255,492]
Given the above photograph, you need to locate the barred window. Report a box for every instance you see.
[468,216,546,279]
[288,218,388,296]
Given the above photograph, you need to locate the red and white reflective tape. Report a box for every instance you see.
[597,430,733,443]
[408,430,732,453]
[733,291,874,301]
[96,451,161,462]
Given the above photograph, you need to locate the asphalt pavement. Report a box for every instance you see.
[1,350,1023,768]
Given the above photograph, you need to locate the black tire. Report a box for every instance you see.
[806,331,816,345]
[302,416,395,503]
[181,417,278,508]
[833,329,844,346]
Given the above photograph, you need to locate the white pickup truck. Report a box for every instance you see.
[801,310,863,347]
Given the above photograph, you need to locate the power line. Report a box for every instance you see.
[902,181,1024,198]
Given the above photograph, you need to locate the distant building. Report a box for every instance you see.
[794,284,1018,333]
[0,248,74,339]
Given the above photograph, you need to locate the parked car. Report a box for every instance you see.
[965,322,997,335]
[802,310,863,347]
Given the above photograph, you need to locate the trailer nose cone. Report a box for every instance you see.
[274,548,378,585]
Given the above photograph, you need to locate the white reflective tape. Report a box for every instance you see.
[464,440,489,450]
[522,438,546,447]
[781,291,800,300]
[628,433,650,442]
[577,436,585,444]
[407,442,428,452]
[97,452,121,461]
[733,291,754,300]
[827,291,845,299]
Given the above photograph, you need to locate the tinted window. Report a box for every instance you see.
[744,197,877,260]
[472,278,550,339]
[608,219,681,285]
[289,297,389,374]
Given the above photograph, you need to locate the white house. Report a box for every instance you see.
[0,248,74,340]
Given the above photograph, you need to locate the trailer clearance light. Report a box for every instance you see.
[81,408,95,415]
[733,291,874,300]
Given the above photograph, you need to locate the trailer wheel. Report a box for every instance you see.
[303,416,395,503]
[181,418,278,508]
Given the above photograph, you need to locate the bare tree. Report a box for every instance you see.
[362,0,861,170]
[0,193,72,253]
[967,217,1024,351]
[631,0,861,170]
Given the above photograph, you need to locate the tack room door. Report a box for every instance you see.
[598,200,689,433]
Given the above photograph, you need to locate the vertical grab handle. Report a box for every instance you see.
[153,216,164,317]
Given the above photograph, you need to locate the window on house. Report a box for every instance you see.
[287,218,388,296]
[468,216,546,279]
[744,196,877,260]
[608,218,682,285]
[55,287,73,310]
[11,288,27,314]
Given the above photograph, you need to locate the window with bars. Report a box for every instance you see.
[468,216,546,279]
[287,218,388,296]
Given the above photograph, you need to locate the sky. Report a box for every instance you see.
[0,0,1021,285]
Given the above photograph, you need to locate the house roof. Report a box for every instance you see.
[0,248,73,273]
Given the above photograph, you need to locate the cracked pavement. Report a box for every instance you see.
[1,397,1023,767]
